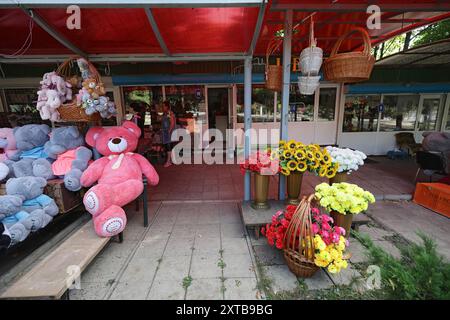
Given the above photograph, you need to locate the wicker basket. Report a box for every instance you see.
[265,38,283,92]
[283,195,319,278]
[56,56,102,122]
[323,27,375,83]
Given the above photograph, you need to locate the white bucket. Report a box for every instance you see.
[299,46,323,75]
[298,75,321,95]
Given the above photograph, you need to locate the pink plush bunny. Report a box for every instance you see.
[80,121,159,237]
[0,128,18,162]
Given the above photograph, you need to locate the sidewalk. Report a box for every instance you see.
[70,202,262,300]
[150,157,419,202]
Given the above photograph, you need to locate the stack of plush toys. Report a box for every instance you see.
[35,58,116,122]
[75,58,116,119]
[0,121,159,249]
[36,72,73,122]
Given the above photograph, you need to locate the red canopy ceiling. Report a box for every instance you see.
[0,0,449,60]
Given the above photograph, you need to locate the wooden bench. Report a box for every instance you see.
[0,221,109,300]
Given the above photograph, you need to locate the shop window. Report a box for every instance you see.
[287,84,314,122]
[164,85,206,132]
[236,85,275,123]
[2,88,44,126]
[318,88,337,121]
[343,95,380,132]
[418,97,441,131]
[379,95,419,131]
[100,91,118,126]
[123,86,163,128]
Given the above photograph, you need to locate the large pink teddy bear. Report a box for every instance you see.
[80,121,159,237]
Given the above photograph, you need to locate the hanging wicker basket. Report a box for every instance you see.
[56,56,101,122]
[323,27,375,83]
[283,195,319,278]
[265,38,283,92]
[299,18,323,75]
[298,75,321,95]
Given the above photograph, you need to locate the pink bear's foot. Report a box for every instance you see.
[83,186,112,216]
[93,205,127,237]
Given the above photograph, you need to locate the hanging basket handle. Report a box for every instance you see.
[329,27,372,58]
[56,56,100,83]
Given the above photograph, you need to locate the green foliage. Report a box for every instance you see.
[358,232,450,300]
[414,19,450,47]
[182,276,193,289]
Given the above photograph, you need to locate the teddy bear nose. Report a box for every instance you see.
[112,138,122,144]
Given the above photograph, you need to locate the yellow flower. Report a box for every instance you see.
[296,142,305,149]
[319,166,327,177]
[279,140,286,149]
[327,264,339,274]
[295,149,306,161]
[287,160,298,171]
[287,140,297,150]
[281,167,290,176]
[314,150,323,161]
[325,166,337,178]
[297,161,307,172]
[309,160,320,169]
[305,150,315,161]
[322,151,332,164]
[283,149,293,159]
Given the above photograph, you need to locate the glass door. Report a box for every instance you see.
[314,86,339,145]
[416,95,443,131]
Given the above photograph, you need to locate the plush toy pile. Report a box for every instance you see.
[0,177,59,249]
[81,121,159,237]
[35,58,116,121]
[36,72,73,122]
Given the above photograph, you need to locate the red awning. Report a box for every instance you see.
[0,0,449,61]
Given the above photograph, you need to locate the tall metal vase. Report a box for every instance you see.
[329,171,348,185]
[286,171,303,205]
[252,173,270,210]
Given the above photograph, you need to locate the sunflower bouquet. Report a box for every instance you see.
[271,140,339,178]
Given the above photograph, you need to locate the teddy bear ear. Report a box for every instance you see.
[122,121,141,138]
[85,127,104,147]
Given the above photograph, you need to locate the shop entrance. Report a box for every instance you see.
[207,87,231,142]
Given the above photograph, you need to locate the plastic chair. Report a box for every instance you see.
[414,151,446,183]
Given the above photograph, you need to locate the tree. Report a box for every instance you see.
[413,19,450,46]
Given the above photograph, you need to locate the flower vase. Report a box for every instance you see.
[286,171,303,205]
[330,211,353,238]
[329,171,348,185]
[252,172,270,210]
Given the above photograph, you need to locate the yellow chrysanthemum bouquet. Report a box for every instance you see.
[271,140,339,178]
[313,234,348,273]
[315,182,376,215]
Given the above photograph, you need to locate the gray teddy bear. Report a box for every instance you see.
[4,124,54,180]
[44,126,93,191]
[0,177,58,246]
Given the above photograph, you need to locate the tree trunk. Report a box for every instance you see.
[403,31,412,51]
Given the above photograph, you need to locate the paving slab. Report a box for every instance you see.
[193,236,221,255]
[262,265,298,294]
[69,281,111,300]
[348,240,370,264]
[221,237,250,255]
[326,265,362,286]
[196,223,221,238]
[164,237,195,257]
[190,253,223,279]
[252,244,285,266]
[221,223,246,238]
[155,255,191,281]
[134,238,167,260]
[373,240,402,260]
[109,280,152,300]
[224,278,261,300]
[222,253,256,278]
[118,258,159,284]
[185,278,223,300]
[304,269,334,290]
[147,279,185,300]
[81,256,126,284]
[358,225,395,241]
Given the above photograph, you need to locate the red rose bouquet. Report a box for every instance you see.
[240,150,280,175]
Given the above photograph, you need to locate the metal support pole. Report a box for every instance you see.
[278,9,293,201]
[244,56,253,201]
